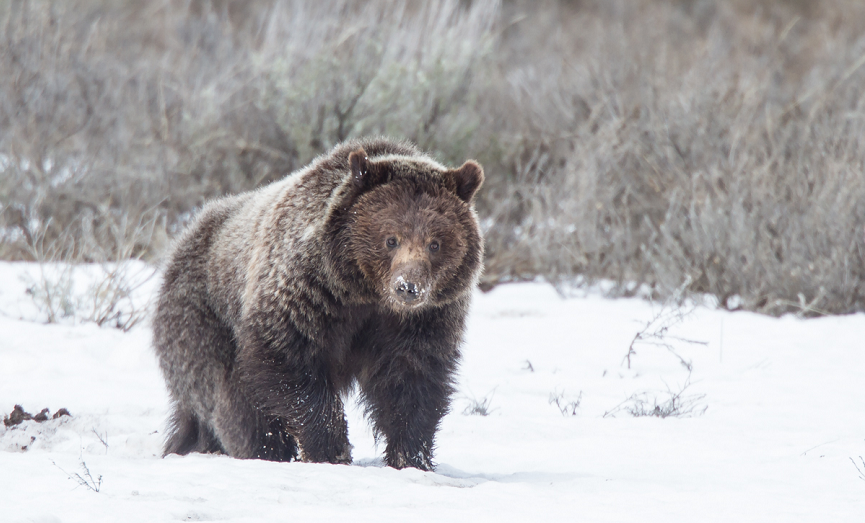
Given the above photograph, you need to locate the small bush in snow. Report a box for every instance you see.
[21,261,154,330]
[604,375,707,419]
[18,215,155,330]
[549,390,582,417]
[84,262,155,331]
[22,265,77,323]
[462,390,496,417]
[623,278,707,372]
[53,460,102,493]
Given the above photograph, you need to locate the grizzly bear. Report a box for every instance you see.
[153,137,483,470]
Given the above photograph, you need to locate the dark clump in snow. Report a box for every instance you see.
[3,405,70,427]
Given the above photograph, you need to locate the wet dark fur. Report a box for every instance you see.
[153,137,483,470]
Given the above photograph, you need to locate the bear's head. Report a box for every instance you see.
[341,147,484,313]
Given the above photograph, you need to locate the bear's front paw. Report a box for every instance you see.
[387,449,433,471]
[334,443,353,465]
[298,441,353,465]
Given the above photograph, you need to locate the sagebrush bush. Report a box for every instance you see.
[2,0,865,315]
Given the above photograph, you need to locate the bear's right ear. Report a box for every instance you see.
[349,148,372,191]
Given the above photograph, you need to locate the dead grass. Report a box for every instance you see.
[2,0,865,315]
[603,373,708,419]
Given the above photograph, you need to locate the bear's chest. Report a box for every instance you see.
[317,304,375,390]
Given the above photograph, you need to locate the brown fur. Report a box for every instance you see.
[153,137,483,469]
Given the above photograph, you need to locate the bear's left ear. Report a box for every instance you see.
[446,160,484,203]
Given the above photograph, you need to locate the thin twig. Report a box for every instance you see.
[92,428,108,452]
[52,460,103,492]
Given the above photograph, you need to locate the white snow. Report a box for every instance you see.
[1,262,863,522]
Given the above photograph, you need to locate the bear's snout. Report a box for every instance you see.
[394,279,422,303]
[388,243,433,308]
[392,275,426,304]
[390,269,430,308]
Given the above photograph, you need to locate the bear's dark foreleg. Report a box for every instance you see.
[247,367,351,463]
[210,379,299,462]
[358,307,464,470]
[288,381,351,464]
[361,355,456,471]
[238,326,352,464]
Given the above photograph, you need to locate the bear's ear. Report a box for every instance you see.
[349,147,387,193]
[446,160,484,203]
[349,147,370,188]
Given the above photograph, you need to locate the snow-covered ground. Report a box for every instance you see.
[1,261,863,522]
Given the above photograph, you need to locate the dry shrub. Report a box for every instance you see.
[1,0,865,315]
[479,0,865,315]
[603,373,708,419]
[0,0,497,259]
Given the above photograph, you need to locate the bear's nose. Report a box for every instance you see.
[395,280,420,302]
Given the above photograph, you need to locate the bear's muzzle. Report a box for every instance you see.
[395,279,420,302]
[390,269,430,309]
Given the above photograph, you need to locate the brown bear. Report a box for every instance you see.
[153,137,483,470]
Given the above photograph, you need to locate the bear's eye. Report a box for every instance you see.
[428,241,440,253]
[386,237,398,249]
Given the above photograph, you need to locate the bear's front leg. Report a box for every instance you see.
[372,368,451,471]
[238,320,352,465]
[276,369,352,464]
[359,308,463,471]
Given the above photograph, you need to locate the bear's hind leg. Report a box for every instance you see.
[163,406,223,456]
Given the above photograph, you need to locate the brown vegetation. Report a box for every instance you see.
[2,0,865,315]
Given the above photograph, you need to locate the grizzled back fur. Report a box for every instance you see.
[153,137,483,470]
